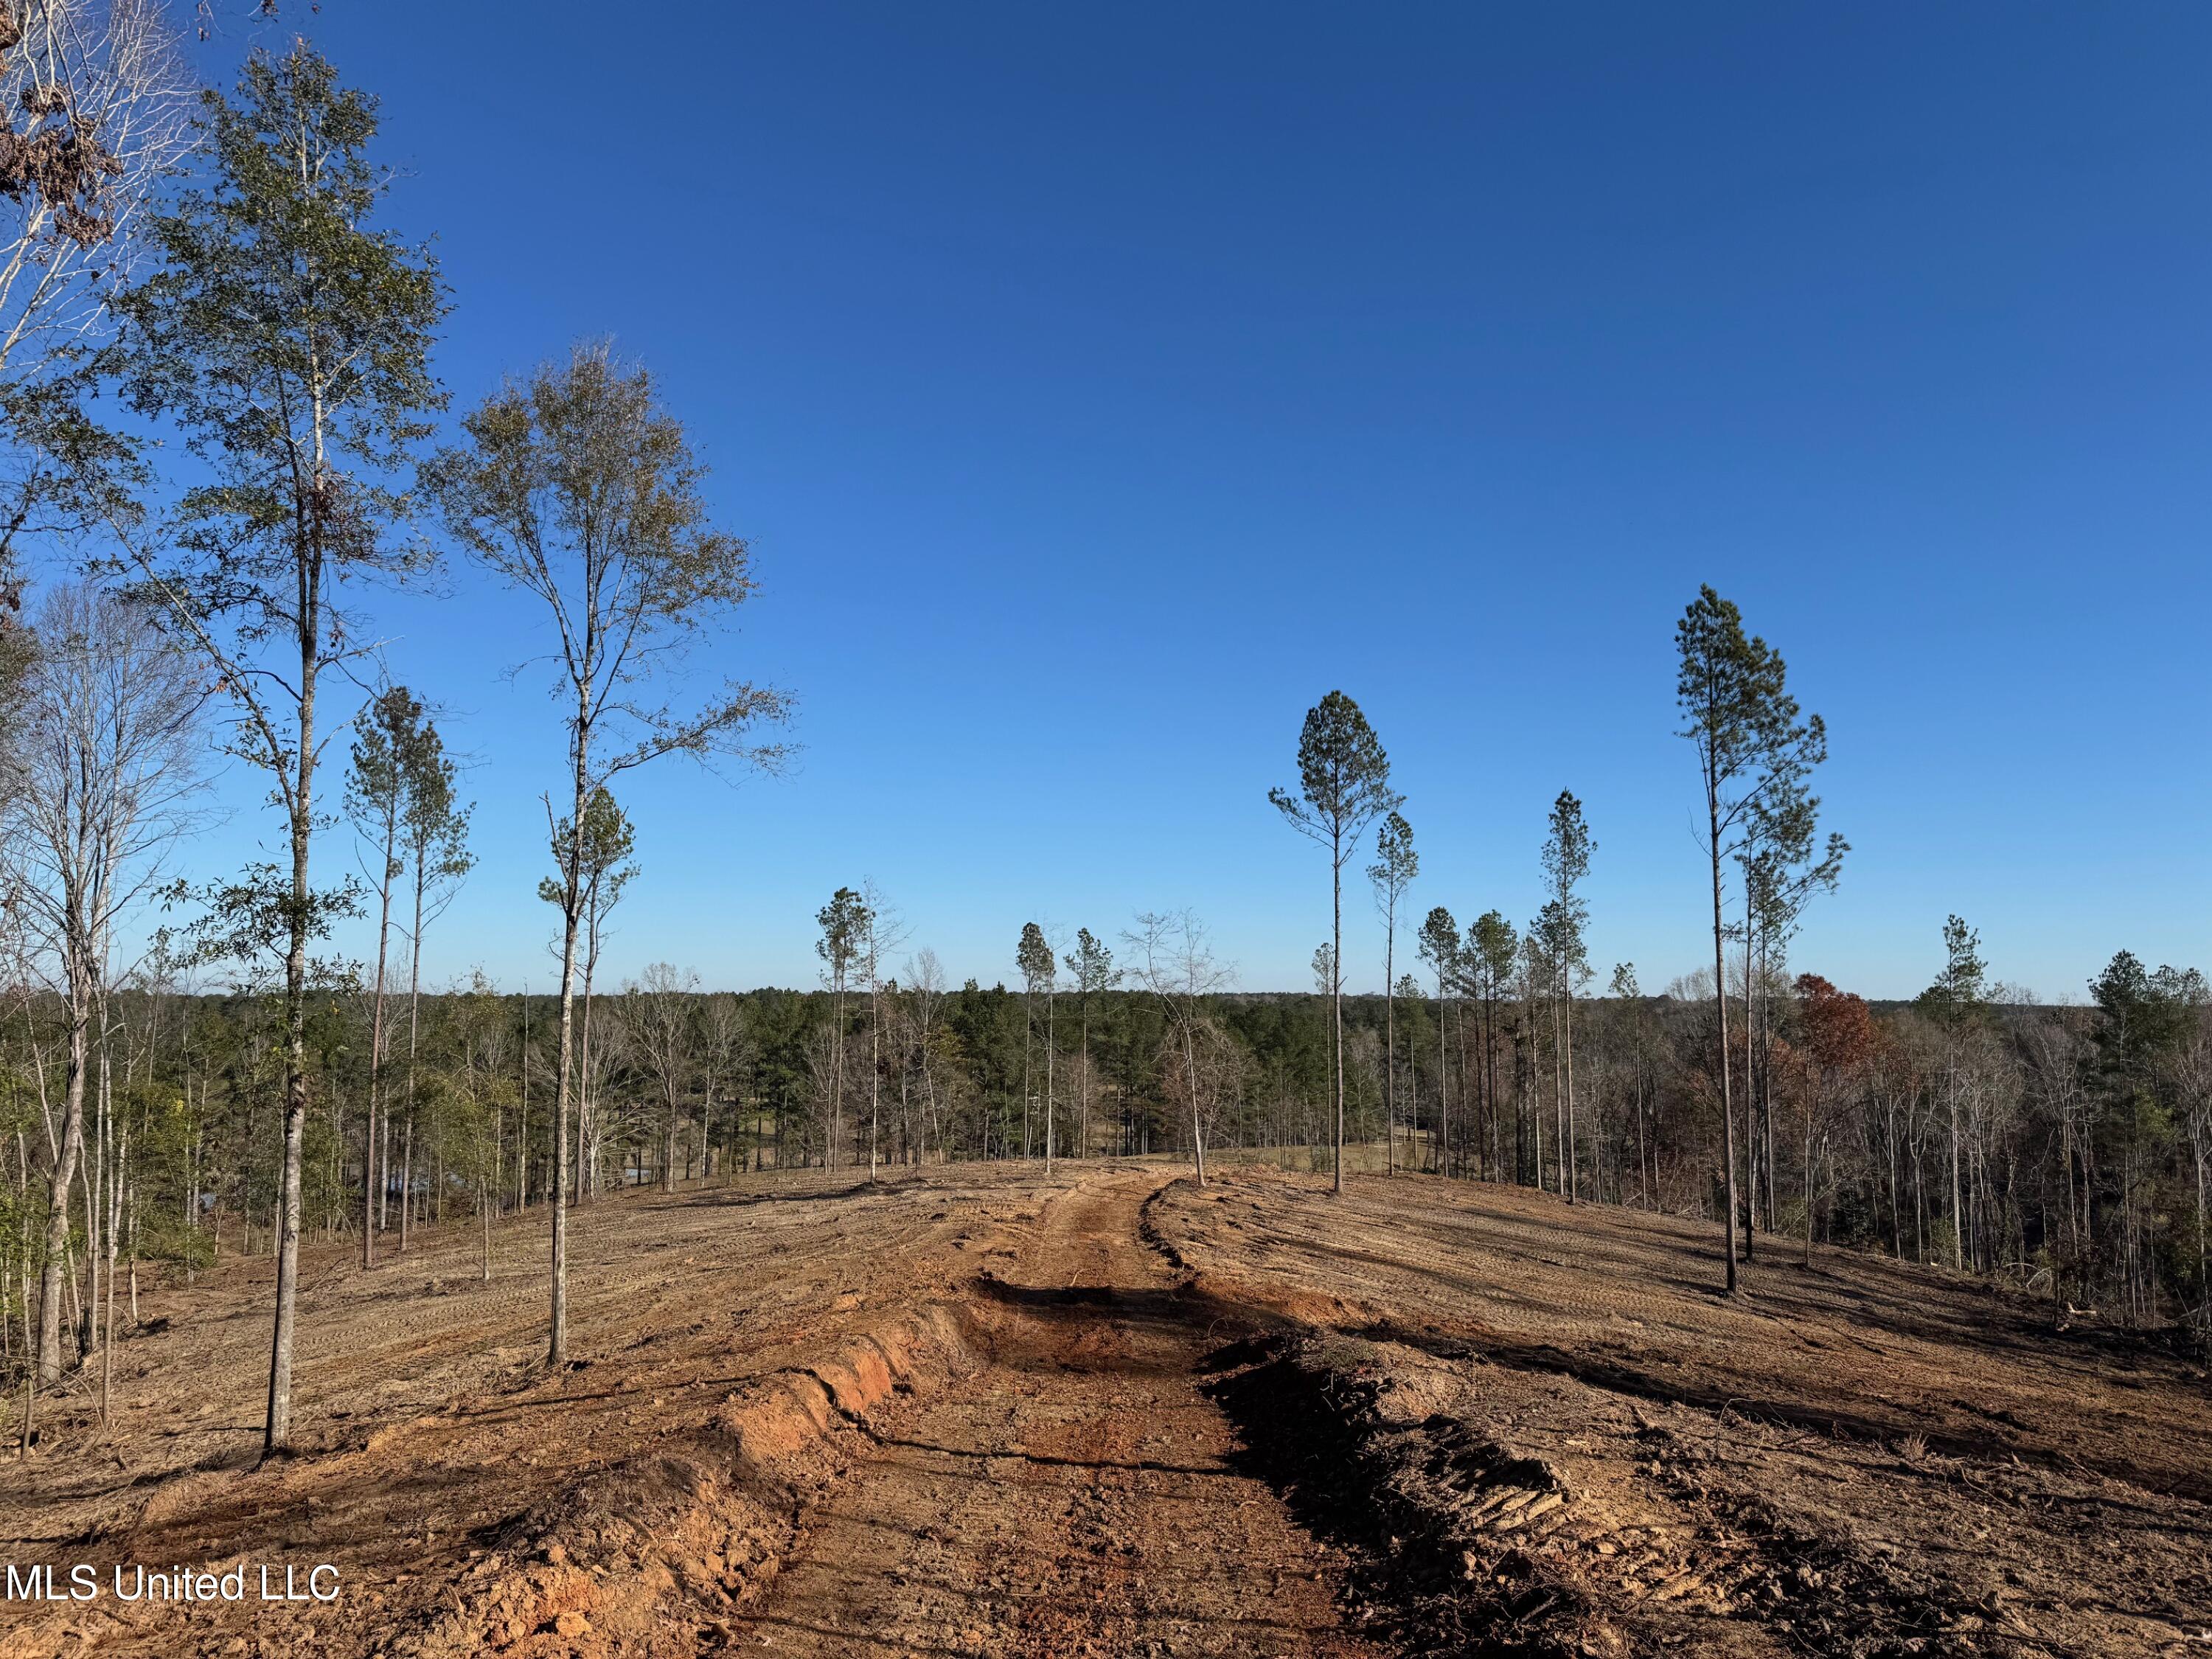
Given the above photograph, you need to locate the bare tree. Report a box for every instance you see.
[429,343,790,1366]
[905,947,950,1167]
[0,0,189,374]
[0,0,192,596]
[699,993,748,1178]
[2,583,203,1389]
[1124,910,1233,1186]
[622,963,700,1192]
[541,785,630,1201]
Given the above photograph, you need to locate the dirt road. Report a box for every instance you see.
[7,1158,2206,1658]
[730,1168,1382,1658]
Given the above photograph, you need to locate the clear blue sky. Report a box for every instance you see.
[169,2,2210,1001]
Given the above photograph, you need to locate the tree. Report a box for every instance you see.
[1366,811,1417,1176]
[1015,922,1057,1172]
[1611,962,1655,1206]
[1795,973,1874,1265]
[1468,911,1517,1182]
[540,785,633,1200]
[1416,906,1458,1178]
[428,342,790,1367]
[1674,586,1821,1294]
[1270,691,1400,1193]
[858,882,904,1178]
[1310,942,1337,996]
[815,887,868,1172]
[700,992,751,1178]
[1919,916,1986,1270]
[396,703,470,1248]
[1740,770,1843,1237]
[1062,928,1117,1161]
[1538,790,1593,1203]
[0,0,191,600]
[344,686,425,1265]
[1124,910,1232,1186]
[4,584,203,1388]
[624,964,700,1191]
[116,44,443,1450]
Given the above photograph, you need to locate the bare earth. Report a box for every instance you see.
[2,1160,2207,1658]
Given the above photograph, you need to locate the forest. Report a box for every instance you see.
[6,922,2209,1443]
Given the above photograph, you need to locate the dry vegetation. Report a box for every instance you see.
[2,1159,2206,1659]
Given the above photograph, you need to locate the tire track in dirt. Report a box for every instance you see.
[728,1169,1384,1658]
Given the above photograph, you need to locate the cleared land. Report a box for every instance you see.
[1,1161,2206,1658]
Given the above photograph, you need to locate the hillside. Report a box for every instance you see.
[2,1161,2204,1658]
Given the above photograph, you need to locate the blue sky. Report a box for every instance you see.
[154,2,2209,1001]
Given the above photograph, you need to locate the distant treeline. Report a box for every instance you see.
[6,943,2205,1389]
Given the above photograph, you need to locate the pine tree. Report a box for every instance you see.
[1062,930,1119,1161]
[1417,906,1460,1178]
[1539,790,1593,1203]
[1270,692,1401,1192]
[1674,586,1821,1293]
[1367,813,1418,1175]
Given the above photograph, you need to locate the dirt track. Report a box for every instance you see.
[729,1169,1379,1656]
[3,1158,2208,1659]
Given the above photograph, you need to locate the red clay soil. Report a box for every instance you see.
[1164,1164,2212,1658]
[3,1158,2207,1659]
[0,1163,1090,1658]
[724,1168,1381,1658]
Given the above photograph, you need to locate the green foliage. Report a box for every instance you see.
[427,341,790,785]
[1270,689,1402,861]
[1538,790,1594,986]
[1919,915,1988,1032]
[1063,928,1119,999]
[1367,811,1419,908]
[170,862,364,995]
[2087,950,2205,1093]
[1416,906,1460,987]
[541,786,635,915]
[1016,922,1055,995]
[1468,911,1519,999]
[815,887,870,990]
[119,44,444,665]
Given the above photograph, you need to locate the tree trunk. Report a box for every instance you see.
[1562,972,1577,1205]
[1439,969,1451,1182]
[264,578,321,1455]
[547,703,590,1368]
[33,981,88,1384]
[1740,919,1756,1265]
[363,804,397,1269]
[1331,832,1345,1192]
[401,848,427,1251]
[1383,915,1397,1177]
[1710,784,1738,1295]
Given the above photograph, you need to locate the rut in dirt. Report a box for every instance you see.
[730,1169,1384,1658]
